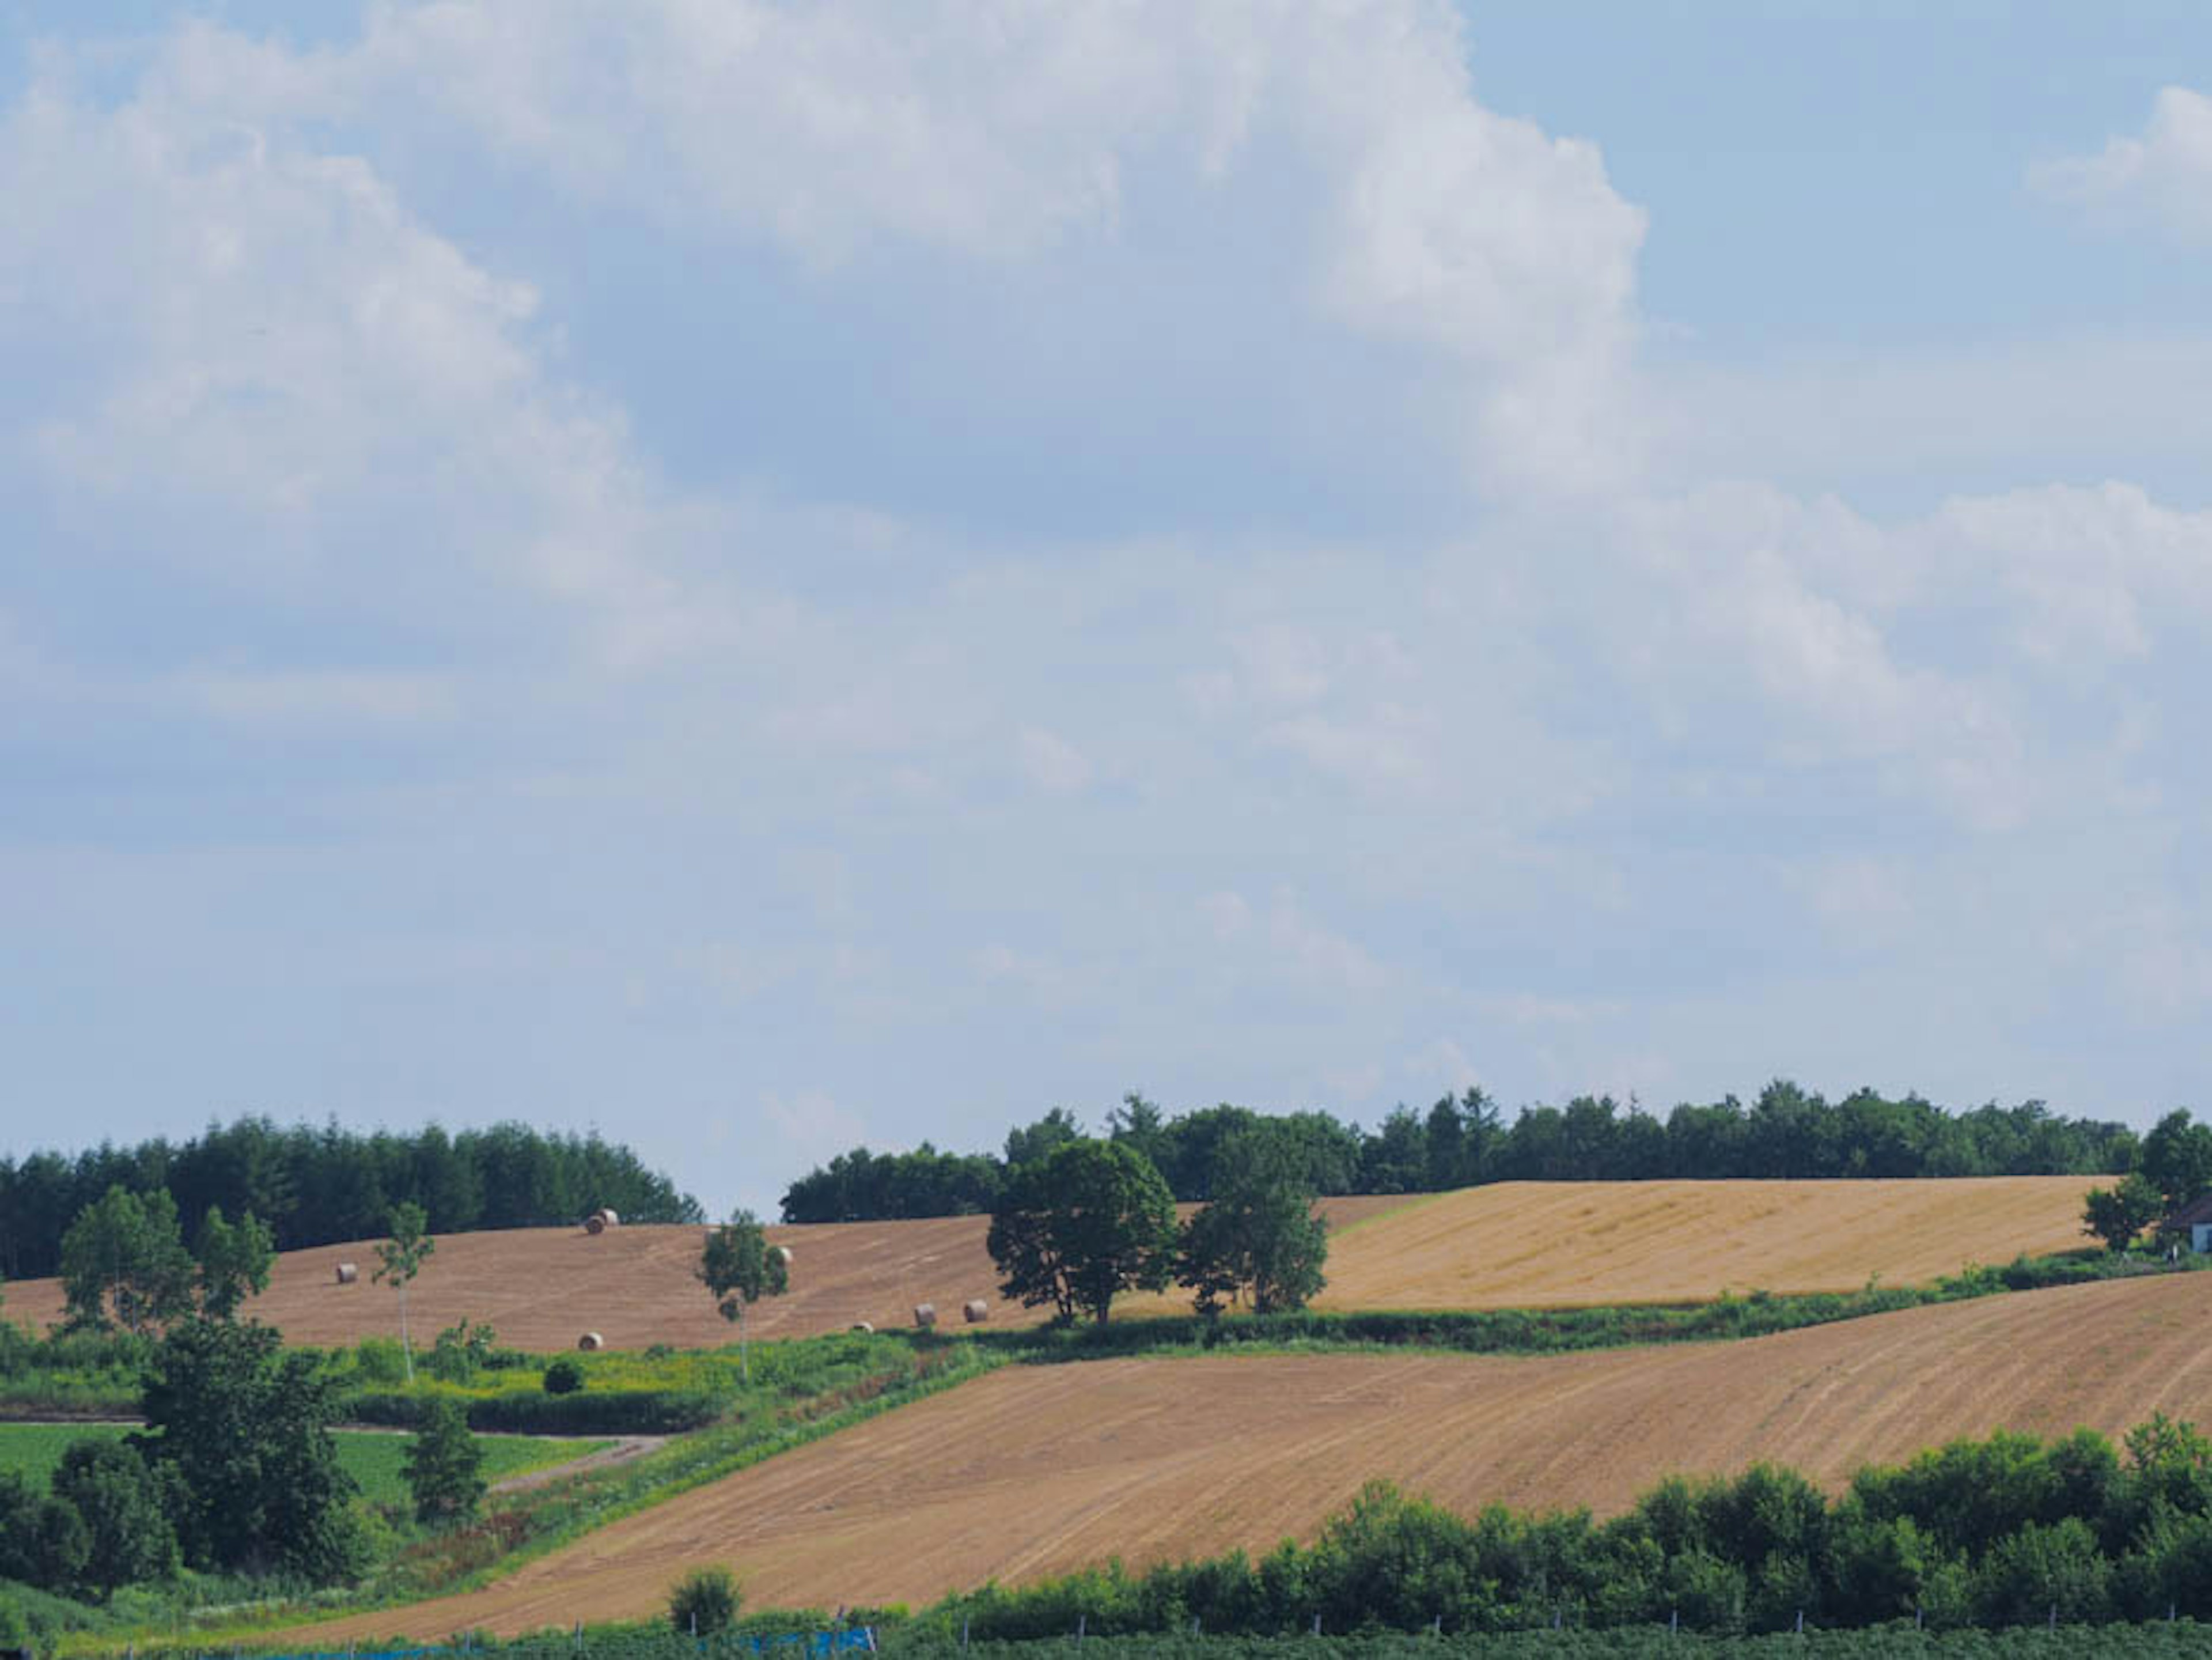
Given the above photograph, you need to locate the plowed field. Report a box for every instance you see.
[0,1179,2092,1350]
[0,1198,1411,1351]
[1312,1177,2098,1309]
[279,1269,2212,1639]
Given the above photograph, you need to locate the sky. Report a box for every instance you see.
[3,2,2210,1220]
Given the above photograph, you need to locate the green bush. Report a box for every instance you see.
[542,1358,586,1396]
[668,1564,740,1635]
[353,1335,410,1384]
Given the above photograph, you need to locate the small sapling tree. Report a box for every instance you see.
[403,1397,486,1526]
[699,1209,787,1382]
[374,1201,435,1384]
[987,1139,1177,1325]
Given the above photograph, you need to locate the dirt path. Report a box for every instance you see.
[488,1434,666,1492]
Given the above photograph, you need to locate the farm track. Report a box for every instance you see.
[274,1268,2212,1640]
[0,1178,2094,1352]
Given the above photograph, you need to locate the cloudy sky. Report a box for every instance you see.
[5,2,2209,1217]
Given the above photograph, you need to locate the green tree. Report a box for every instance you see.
[2140,1110,2212,1212]
[1177,1128,1329,1315]
[139,1316,363,1581]
[58,1185,196,1336]
[48,1437,180,1596]
[669,1565,740,1636]
[698,1209,788,1382]
[1003,1106,1085,1169]
[2082,1174,2164,1254]
[194,1204,275,1319]
[373,1200,435,1384]
[987,1140,1177,1325]
[402,1398,486,1526]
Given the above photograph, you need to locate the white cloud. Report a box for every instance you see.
[1016,726,1092,795]
[176,667,457,726]
[2033,86,2212,240]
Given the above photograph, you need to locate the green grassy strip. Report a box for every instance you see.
[0,1424,601,1508]
[964,1247,2211,1366]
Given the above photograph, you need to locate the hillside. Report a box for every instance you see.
[0,1178,2094,1349]
[280,1267,2212,1637]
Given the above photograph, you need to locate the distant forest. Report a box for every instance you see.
[0,1118,702,1282]
[779,1082,2144,1223]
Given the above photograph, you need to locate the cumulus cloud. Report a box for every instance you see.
[2033,86,2212,240]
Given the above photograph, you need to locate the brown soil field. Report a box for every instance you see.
[280,1269,2212,1640]
[1310,1177,2099,1309]
[0,1179,2092,1351]
[0,1197,1412,1352]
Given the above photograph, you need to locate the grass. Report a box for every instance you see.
[0,1422,604,1507]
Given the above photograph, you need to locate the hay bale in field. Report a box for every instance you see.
[599,1208,619,1228]
[850,1321,874,1333]
[584,1213,606,1236]
[335,1262,358,1285]
[772,1245,794,1266]
[577,1331,605,1352]
[912,1303,937,1329]
[962,1299,990,1324]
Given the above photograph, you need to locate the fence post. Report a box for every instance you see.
[2048,1604,2057,1634]
[1311,1613,1322,1637]
[1670,1609,1679,1637]
[1075,1613,1085,1643]
[1795,1610,1803,1635]
[960,1616,969,1650]
[1431,1615,1442,1637]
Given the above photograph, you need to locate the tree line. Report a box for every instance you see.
[0,1116,702,1282]
[780,1082,2144,1223]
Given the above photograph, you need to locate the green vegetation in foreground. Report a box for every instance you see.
[0,1423,598,1508]
[29,1333,999,1656]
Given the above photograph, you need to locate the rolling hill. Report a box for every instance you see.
[0,1178,2096,1350]
[278,1266,2212,1637]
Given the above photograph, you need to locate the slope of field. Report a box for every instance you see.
[0,1198,1412,1352]
[0,1178,2092,1351]
[1311,1177,2097,1309]
[281,1269,2212,1639]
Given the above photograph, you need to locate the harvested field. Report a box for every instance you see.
[279,1269,2212,1639]
[1312,1177,2097,1310]
[0,1197,1410,1352]
[0,1180,2090,1351]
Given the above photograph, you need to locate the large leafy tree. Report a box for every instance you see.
[48,1438,180,1597]
[1177,1128,1330,1316]
[698,1209,788,1381]
[987,1139,1176,1325]
[193,1205,275,1319]
[2082,1175,2164,1254]
[2141,1110,2212,1213]
[138,1317,363,1582]
[59,1185,196,1336]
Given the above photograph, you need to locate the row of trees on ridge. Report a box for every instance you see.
[782,1082,2147,1223]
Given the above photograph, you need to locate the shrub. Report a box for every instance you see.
[668,1565,740,1635]
[543,1357,586,1396]
[354,1335,409,1384]
[404,1397,487,1527]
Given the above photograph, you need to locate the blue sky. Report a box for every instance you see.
[3,2,2209,1218]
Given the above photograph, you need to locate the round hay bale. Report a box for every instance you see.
[599,1208,619,1228]
[772,1245,794,1266]
[334,1262,358,1285]
[962,1299,990,1324]
[584,1213,605,1236]
[850,1321,874,1333]
[577,1331,605,1352]
[912,1302,937,1329]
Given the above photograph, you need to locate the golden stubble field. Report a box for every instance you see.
[1,1178,2094,1350]
[279,1269,2212,1639]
